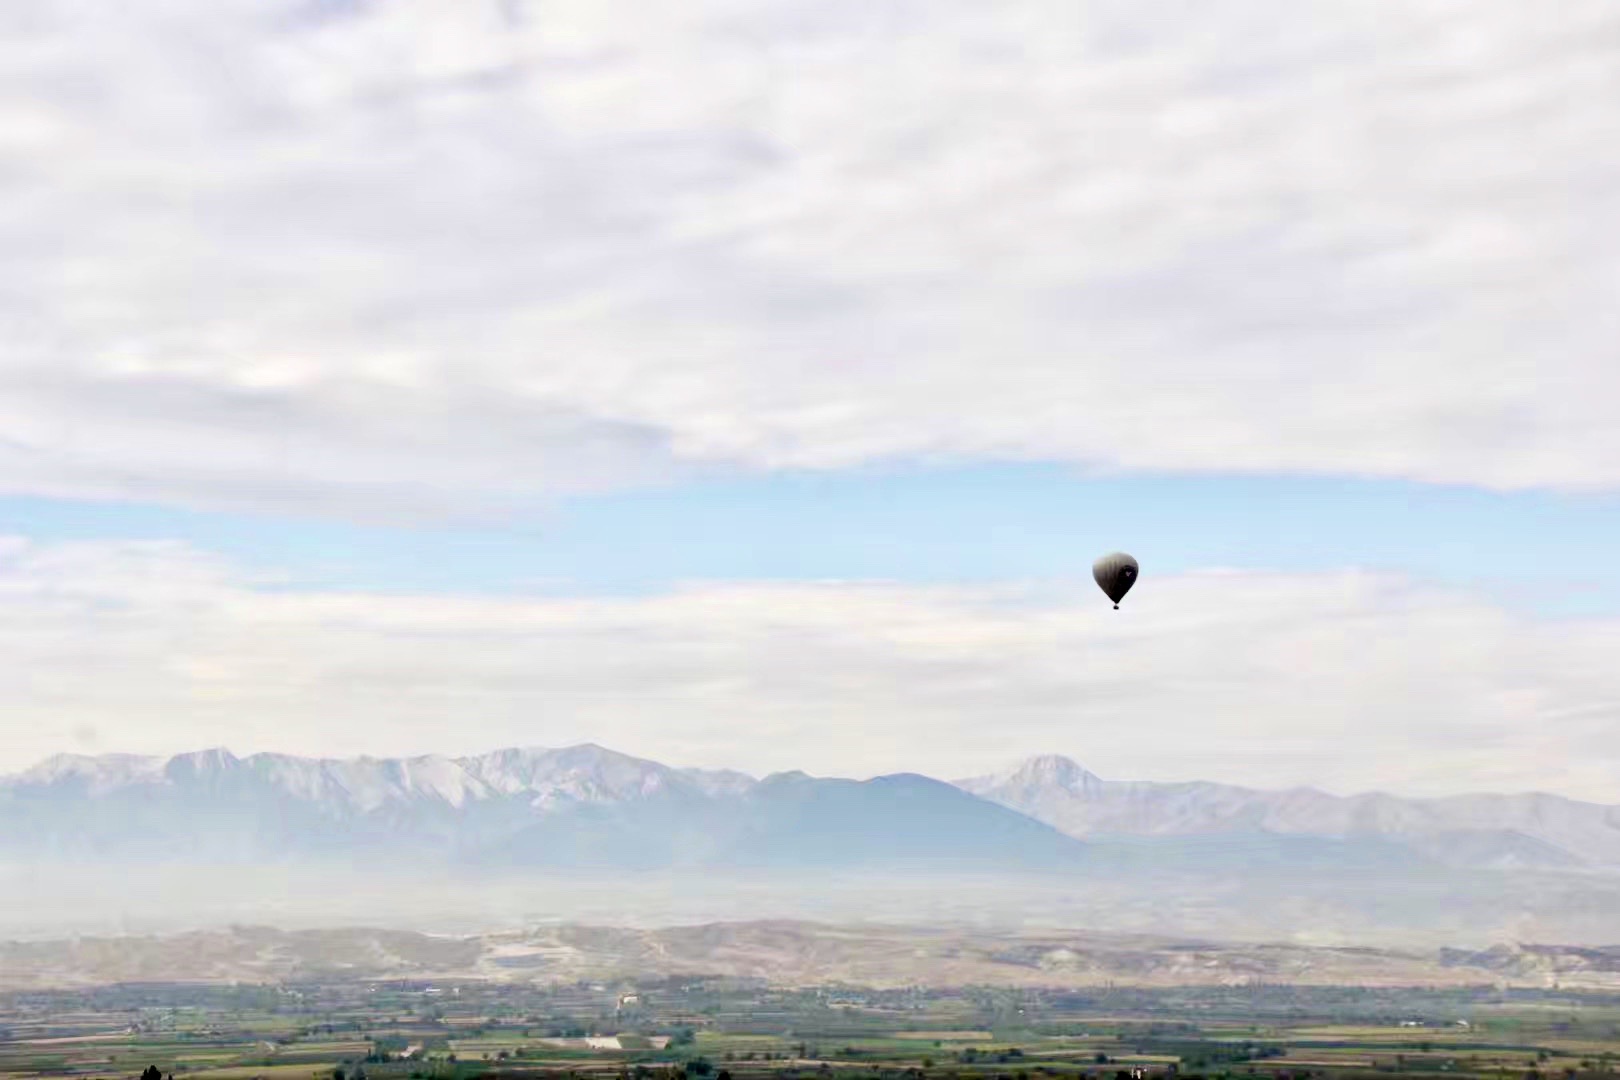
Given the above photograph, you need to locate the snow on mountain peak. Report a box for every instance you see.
[458,743,711,807]
[957,754,1106,799]
[1012,755,1106,793]
[10,752,166,792]
[393,755,486,808]
[1,744,718,816]
[165,747,241,777]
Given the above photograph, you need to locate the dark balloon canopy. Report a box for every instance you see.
[1092,552,1138,609]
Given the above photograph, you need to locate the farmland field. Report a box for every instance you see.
[4,978,1620,1080]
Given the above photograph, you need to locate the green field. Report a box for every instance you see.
[4,980,1619,1080]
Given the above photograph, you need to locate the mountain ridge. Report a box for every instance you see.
[6,920,1620,992]
[4,744,1618,871]
[0,743,1087,872]
[12,743,1614,807]
[959,754,1620,869]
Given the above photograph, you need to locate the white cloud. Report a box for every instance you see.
[2,536,1616,801]
[1,0,1618,516]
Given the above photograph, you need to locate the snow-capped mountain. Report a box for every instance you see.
[959,755,1620,870]
[12,743,741,816]
[16,752,170,794]
[0,744,1084,871]
[4,744,1618,872]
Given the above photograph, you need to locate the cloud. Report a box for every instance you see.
[1,0,1618,517]
[2,535,1616,801]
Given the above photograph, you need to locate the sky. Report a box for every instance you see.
[2,0,1618,799]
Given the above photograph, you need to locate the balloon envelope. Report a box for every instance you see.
[1092,552,1139,608]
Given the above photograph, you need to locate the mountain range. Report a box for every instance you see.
[960,755,1620,870]
[4,743,1618,873]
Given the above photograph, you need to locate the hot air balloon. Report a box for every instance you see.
[1092,552,1138,609]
